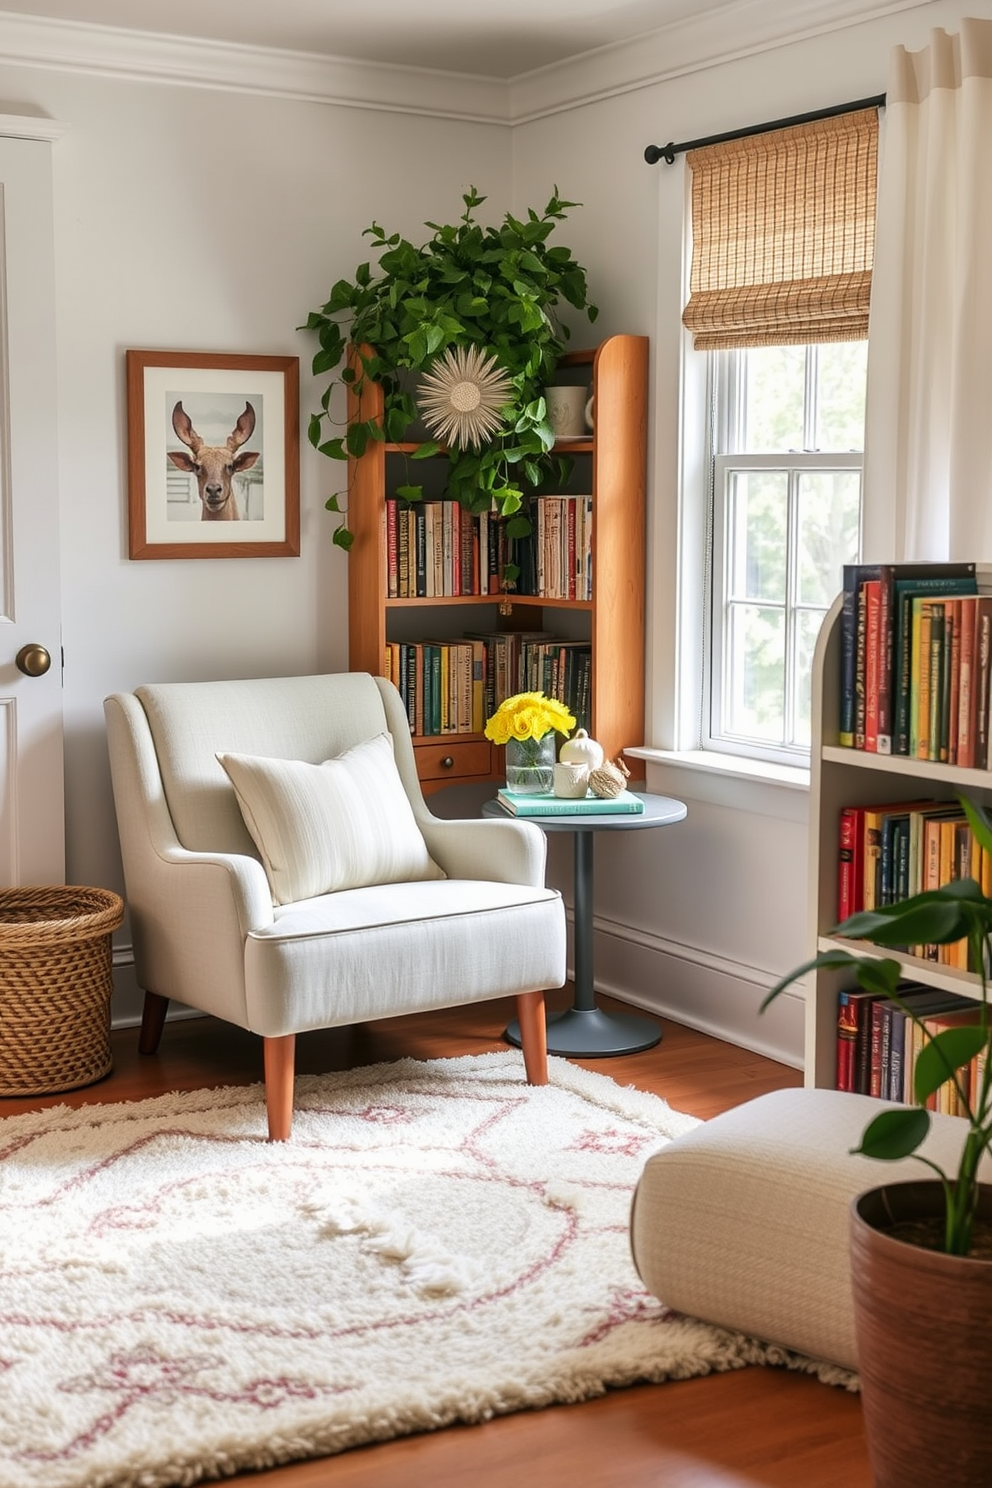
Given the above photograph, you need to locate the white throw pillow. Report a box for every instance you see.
[217,733,445,904]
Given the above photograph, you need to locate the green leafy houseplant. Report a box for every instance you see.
[301,187,598,552]
[763,793,992,1257]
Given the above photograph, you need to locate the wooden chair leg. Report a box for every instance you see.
[516,990,548,1085]
[137,991,169,1054]
[263,1034,296,1141]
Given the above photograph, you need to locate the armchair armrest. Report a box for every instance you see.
[125,846,274,1029]
[105,693,275,1027]
[419,815,547,888]
[151,844,275,936]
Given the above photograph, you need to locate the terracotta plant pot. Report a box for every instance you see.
[850,1181,992,1488]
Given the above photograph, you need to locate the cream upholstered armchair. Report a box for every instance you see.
[104,672,566,1139]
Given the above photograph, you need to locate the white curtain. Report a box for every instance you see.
[863,18,992,562]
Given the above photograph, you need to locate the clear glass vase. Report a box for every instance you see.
[505,733,556,794]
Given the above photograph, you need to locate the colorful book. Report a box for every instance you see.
[876,566,894,754]
[854,579,872,750]
[927,601,945,763]
[879,812,910,907]
[853,990,883,1095]
[836,987,884,1094]
[840,563,881,747]
[922,1005,985,1115]
[893,989,976,1102]
[903,993,979,1103]
[836,991,860,1092]
[837,805,864,922]
[862,800,934,913]
[891,566,977,755]
[945,597,960,765]
[893,814,911,903]
[957,596,978,767]
[876,986,971,1101]
[912,597,934,760]
[495,789,645,817]
[869,997,890,1098]
[835,563,977,755]
[974,1040,988,1111]
[863,579,881,752]
[977,598,992,768]
[386,499,398,598]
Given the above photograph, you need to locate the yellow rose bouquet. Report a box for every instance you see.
[485,692,576,794]
[484,691,576,744]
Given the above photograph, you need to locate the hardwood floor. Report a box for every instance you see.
[3,990,872,1487]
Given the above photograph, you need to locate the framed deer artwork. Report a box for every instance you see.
[126,350,300,559]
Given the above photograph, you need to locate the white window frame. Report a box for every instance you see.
[703,348,864,768]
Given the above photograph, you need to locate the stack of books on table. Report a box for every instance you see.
[495,789,644,817]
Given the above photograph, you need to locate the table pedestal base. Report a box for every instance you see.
[505,1005,662,1058]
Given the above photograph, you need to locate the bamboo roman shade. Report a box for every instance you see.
[683,108,879,349]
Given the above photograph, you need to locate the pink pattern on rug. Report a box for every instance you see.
[575,1287,673,1347]
[569,1125,657,1158]
[2,1055,847,1488]
[17,1345,352,1465]
[353,1103,417,1124]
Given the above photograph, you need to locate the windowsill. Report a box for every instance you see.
[625,745,810,792]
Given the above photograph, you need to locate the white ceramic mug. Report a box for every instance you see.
[545,385,587,438]
[553,761,590,799]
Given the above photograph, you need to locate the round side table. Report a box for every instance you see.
[482,791,687,1056]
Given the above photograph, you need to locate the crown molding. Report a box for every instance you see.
[508,0,932,122]
[0,10,511,124]
[0,0,936,127]
[0,111,67,140]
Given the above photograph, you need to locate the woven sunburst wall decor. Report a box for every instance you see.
[417,345,514,450]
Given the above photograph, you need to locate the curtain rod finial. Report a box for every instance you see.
[644,143,675,165]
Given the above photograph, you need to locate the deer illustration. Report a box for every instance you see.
[167,401,259,520]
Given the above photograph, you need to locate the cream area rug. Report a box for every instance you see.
[0,1051,848,1488]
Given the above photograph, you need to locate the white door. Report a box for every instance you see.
[0,130,64,885]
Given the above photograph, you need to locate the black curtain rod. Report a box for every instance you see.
[643,93,885,165]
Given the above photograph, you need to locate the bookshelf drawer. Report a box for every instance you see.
[415,739,493,782]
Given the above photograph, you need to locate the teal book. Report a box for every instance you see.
[495,789,644,817]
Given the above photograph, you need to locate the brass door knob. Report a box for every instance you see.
[15,644,51,677]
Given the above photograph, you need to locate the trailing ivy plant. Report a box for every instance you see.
[301,186,598,552]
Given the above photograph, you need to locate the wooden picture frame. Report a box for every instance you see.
[126,350,300,559]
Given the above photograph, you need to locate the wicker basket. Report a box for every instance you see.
[0,886,124,1097]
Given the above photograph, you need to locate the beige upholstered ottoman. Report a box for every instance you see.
[630,1087,986,1371]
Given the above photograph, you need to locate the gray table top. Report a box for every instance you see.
[481,791,687,832]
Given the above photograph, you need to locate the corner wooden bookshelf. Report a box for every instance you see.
[807,583,992,1086]
[347,333,648,794]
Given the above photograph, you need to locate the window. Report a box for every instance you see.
[679,106,878,764]
[707,342,866,761]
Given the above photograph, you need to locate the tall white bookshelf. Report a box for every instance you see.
[806,585,992,1086]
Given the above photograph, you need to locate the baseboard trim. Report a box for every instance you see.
[571,910,804,1070]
